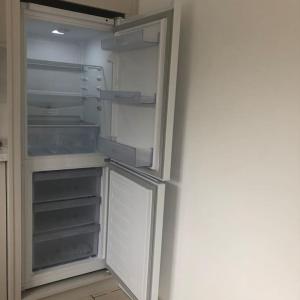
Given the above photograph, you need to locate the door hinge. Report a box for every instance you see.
[104,158,111,163]
[114,17,125,27]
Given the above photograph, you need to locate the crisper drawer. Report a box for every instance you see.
[28,126,99,156]
[33,224,100,271]
[33,168,101,203]
[33,197,100,233]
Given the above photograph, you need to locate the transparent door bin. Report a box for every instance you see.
[33,224,100,271]
[101,30,159,52]
[98,137,153,167]
[100,90,156,105]
[28,126,99,156]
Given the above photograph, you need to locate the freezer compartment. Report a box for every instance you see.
[33,168,101,203]
[100,90,156,105]
[33,197,101,233]
[98,137,153,167]
[33,224,100,271]
[101,29,159,52]
[28,125,99,156]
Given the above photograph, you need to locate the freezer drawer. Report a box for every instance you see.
[33,168,101,181]
[33,197,100,233]
[33,224,100,271]
[33,196,99,212]
[33,169,101,203]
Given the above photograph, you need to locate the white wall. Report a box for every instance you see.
[0,0,5,44]
[140,1,300,300]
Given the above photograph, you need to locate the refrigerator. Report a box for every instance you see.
[22,3,180,300]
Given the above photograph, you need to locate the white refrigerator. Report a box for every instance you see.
[22,3,180,300]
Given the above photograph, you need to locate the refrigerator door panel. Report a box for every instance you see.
[99,7,180,180]
[106,164,165,300]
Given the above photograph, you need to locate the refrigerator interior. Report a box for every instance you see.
[26,18,162,169]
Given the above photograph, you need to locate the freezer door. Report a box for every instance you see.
[98,7,180,180]
[105,164,165,300]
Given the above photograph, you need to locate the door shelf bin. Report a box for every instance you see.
[100,90,156,105]
[101,30,159,52]
[33,224,100,271]
[33,197,101,233]
[33,169,101,203]
[28,126,99,156]
[98,137,153,167]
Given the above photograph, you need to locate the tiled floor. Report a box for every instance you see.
[22,271,131,300]
[91,288,130,300]
[41,278,130,300]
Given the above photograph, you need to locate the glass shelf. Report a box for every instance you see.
[98,137,153,167]
[101,30,159,52]
[27,90,84,108]
[27,59,103,72]
[27,90,100,108]
[100,90,156,105]
[27,115,97,126]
